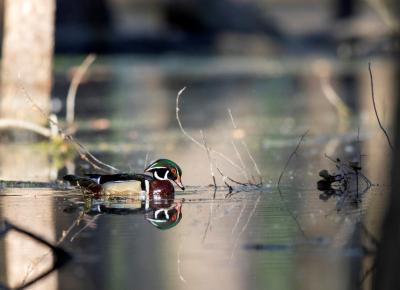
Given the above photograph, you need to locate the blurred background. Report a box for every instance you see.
[0,1,399,290]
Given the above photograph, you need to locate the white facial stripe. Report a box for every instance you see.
[154,170,169,180]
[154,171,162,180]
[155,209,169,220]
[146,166,165,171]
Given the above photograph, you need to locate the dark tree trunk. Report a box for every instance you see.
[373,7,400,288]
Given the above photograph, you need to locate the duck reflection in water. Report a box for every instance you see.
[63,158,184,230]
[83,196,184,230]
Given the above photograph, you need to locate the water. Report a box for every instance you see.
[0,55,393,290]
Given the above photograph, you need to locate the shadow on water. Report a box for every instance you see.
[0,220,71,290]
[0,56,395,290]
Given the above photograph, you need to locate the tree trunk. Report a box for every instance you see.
[373,3,400,286]
[0,0,55,124]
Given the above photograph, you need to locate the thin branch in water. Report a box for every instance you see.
[202,197,215,244]
[177,237,187,284]
[231,199,248,235]
[230,194,261,260]
[20,81,119,173]
[276,131,309,239]
[66,54,96,126]
[21,211,83,285]
[228,108,263,184]
[1,220,71,290]
[215,167,233,190]
[368,62,394,151]
[277,131,308,191]
[216,167,248,187]
[70,215,99,242]
[200,130,217,197]
[175,88,245,173]
[231,140,250,183]
[200,131,218,242]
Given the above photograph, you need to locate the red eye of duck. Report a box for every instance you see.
[171,168,177,175]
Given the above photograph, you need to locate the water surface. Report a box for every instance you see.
[0,55,393,290]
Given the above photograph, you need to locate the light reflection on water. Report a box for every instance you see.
[0,56,394,290]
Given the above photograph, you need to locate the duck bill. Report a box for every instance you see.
[174,176,185,190]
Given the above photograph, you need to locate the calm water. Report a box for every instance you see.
[0,55,394,290]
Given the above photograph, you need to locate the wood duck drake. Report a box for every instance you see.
[63,159,184,200]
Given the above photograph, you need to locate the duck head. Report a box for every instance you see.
[144,159,185,190]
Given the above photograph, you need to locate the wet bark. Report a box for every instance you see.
[0,0,55,124]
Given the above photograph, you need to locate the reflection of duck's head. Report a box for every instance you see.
[145,201,183,230]
[144,159,185,190]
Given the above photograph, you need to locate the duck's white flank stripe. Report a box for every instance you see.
[145,180,150,194]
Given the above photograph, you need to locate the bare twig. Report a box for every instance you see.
[1,220,71,290]
[276,131,309,239]
[231,199,248,235]
[21,211,83,285]
[231,140,250,183]
[201,130,217,196]
[230,193,261,260]
[176,88,245,174]
[202,196,215,244]
[368,62,394,151]
[177,237,187,284]
[70,215,99,242]
[277,131,308,191]
[66,54,96,126]
[20,82,119,173]
[216,167,248,187]
[228,108,263,184]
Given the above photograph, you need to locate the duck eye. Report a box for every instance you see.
[171,168,177,175]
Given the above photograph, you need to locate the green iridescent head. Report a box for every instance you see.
[144,159,184,190]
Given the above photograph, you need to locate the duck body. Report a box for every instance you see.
[64,158,184,204]
[64,159,185,230]
[64,173,175,200]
